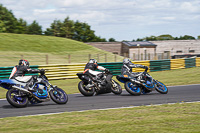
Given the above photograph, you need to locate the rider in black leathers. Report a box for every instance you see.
[9,59,45,91]
[121,58,148,81]
[83,59,109,89]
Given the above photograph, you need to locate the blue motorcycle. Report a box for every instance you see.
[0,72,68,108]
[116,68,168,96]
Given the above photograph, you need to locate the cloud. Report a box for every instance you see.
[0,0,200,41]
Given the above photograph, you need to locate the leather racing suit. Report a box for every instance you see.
[9,65,42,90]
[83,62,106,84]
[121,61,146,78]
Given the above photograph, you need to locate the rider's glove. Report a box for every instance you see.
[40,69,45,75]
[144,66,148,71]
[105,69,110,73]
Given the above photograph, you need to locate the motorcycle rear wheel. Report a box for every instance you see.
[111,80,122,95]
[6,88,29,108]
[124,81,141,96]
[78,81,95,96]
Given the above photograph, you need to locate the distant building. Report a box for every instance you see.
[121,41,157,60]
[86,42,121,55]
[86,40,200,60]
[151,40,200,59]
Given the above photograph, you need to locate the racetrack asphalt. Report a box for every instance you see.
[0,84,199,118]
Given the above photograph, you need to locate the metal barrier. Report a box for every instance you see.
[196,57,200,67]
[0,65,38,79]
[38,63,85,80]
[150,59,170,72]
[132,61,150,72]
[170,59,185,70]
[0,57,199,80]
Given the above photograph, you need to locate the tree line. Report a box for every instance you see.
[135,34,200,41]
[0,4,199,42]
[0,4,107,42]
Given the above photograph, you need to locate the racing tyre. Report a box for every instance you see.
[50,87,68,104]
[124,81,141,96]
[155,81,168,94]
[6,88,29,108]
[78,81,95,96]
[111,80,122,95]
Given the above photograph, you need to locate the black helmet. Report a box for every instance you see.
[19,59,29,67]
[123,58,131,64]
[89,59,97,64]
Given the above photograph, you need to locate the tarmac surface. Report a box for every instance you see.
[0,84,199,118]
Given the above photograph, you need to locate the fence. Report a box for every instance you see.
[0,57,199,80]
[0,53,123,67]
[131,52,170,61]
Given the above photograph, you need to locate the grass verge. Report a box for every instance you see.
[0,102,200,133]
[0,33,123,66]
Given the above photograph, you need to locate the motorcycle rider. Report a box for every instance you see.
[121,58,148,82]
[9,59,45,91]
[83,59,109,89]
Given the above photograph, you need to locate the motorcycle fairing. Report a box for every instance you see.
[116,75,132,83]
[143,76,155,89]
[33,85,48,99]
[0,79,26,90]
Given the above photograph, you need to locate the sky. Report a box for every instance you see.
[1,0,200,41]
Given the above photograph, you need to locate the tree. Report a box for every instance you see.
[0,4,18,33]
[62,17,74,38]
[179,35,195,40]
[26,20,42,35]
[157,34,174,40]
[50,20,63,36]
[136,38,143,41]
[108,38,116,42]
[45,17,107,42]
[15,18,27,34]
[145,36,157,41]
[198,36,200,40]
[74,21,96,42]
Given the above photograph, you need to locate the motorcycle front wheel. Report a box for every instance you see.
[111,79,122,95]
[154,81,168,94]
[49,87,68,104]
[78,81,95,96]
[6,88,29,108]
[124,81,141,96]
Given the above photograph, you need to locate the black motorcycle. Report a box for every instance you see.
[76,70,122,96]
[116,68,168,96]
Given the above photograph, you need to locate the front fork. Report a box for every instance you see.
[111,80,118,88]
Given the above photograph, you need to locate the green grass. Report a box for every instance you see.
[0,33,123,66]
[0,67,199,99]
[150,67,200,86]
[0,102,200,133]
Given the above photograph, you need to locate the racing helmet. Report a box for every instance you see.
[123,58,131,64]
[19,59,29,67]
[89,59,97,64]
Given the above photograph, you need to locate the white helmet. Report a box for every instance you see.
[123,58,131,64]
[89,59,97,63]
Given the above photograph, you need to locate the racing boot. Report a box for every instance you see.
[85,80,94,91]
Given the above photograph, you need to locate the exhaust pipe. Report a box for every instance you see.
[12,85,50,102]
[130,79,152,90]
[12,85,31,94]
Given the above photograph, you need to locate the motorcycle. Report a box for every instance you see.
[116,68,168,95]
[0,72,68,108]
[76,70,122,96]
